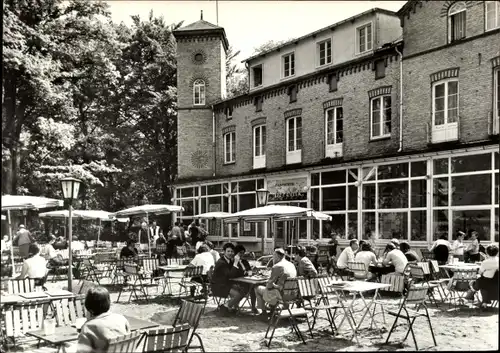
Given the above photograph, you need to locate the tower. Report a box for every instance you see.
[173,12,229,181]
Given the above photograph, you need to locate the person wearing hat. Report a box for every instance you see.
[452,231,466,261]
[390,238,400,249]
[14,224,35,259]
[254,248,297,320]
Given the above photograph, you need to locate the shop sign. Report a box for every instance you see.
[268,177,307,202]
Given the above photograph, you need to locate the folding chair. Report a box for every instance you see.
[429,260,452,301]
[2,300,45,347]
[447,269,478,307]
[116,263,154,303]
[265,278,311,347]
[142,323,191,353]
[408,263,440,308]
[347,261,369,280]
[106,331,143,353]
[178,266,204,301]
[173,300,205,352]
[385,284,437,351]
[4,278,38,294]
[53,296,88,327]
[206,266,227,308]
[139,258,164,289]
[420,249,433,261]
[76,279,98,296]
[297,277,338,335]
[370,273,406,328]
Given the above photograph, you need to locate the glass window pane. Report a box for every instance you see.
[230,223,239,238]
[239,180,255,192]
[239,194,255,211]
[433,178,449,206]
[201,198,207,214]
[379,212,408,240]
[496,173,499,204]
[348,168,358,182]
[231,195,238,213]
[452,209,491,242]
[322,170,346,185]
[257,179,265,189]
[363,184,376,209]
[299,219,307,239]
[222,196,229,213]
[411,180,426,208]
[451,174,491,206]
[348,185,357,210]
[207,184,222,195]
[378,181,408,209]
[231,182,238,193]
[495,152,499,170]
[181,188,193,198]
[433,210,448,241]
[325,214,346,239]
[322,186,346,211]
[312,188,320,211]
[451,153,491,173]
[495,208,499,243]
[312,220,320,240]
[348,213,358,240]
[378,162,408,180]
[410,211,426,241]
[362,212,376,239]
[311,173,320,186]
[411,161,427,177]
[207,196,221,212]
[362,167,376,181]
[181,200,194,216]
[434,158,448,174]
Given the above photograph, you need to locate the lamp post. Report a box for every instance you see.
[60,177,82,292]
[256,188,269,255]
[22,209,28,226]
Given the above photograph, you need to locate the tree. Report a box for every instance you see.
[225,45,248,98]
[252,39,290,55]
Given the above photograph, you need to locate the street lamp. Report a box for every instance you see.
[60,177,82,292]
[22,209,28,226]
[255,188,269,255]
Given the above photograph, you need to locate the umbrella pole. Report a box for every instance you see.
[8,210,15,276]
[97,219,101,244]
[146,213,151,257]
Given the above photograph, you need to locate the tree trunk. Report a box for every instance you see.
[2,70,18,195]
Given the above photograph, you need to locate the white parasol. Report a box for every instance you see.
[1,215,6,221]
[109,204,184,257]
[193,212,232,247]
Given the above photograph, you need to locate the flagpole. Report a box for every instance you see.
[216,0,219,25]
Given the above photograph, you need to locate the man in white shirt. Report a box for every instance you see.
[452,231,466,261]
[355,242,378,279]
[149,221,161,243]
[383,243,408,274]
[188,244,215,297]
[337,239,359,269]
[17,244,47,279]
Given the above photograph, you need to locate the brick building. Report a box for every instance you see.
[172,1,499,252]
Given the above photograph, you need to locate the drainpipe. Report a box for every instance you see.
[245,61,250,89]
[395,45,403,153]
[212,105,216,177]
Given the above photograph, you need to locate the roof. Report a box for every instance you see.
[397,0,416,16]
[173,19,230,52]
[242,7,398,63]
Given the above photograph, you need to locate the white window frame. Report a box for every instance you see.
[252,65,263,88]
[325,107,343,158]
[485,1,500,31]
[193,79,206,105]
[253,125,266,169]
[370,95,392,139]
[317,38,332,67]
[448,1,466,42]
[356,22,373,54]
[282,52,295,79]
[432,79,459,142]
[286,116,302,164]
[494,67,500,134]
[224,131,235,164]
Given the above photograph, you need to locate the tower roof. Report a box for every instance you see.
[173,18,229,52]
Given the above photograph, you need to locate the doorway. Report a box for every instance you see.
[272,201,307,248]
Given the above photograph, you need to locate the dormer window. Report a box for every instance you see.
[252,65,263,87]
[193,79,206,105]
[448,2,466,42]
[282,52,295,78]
[318,39,332,66]
[357,23,372,54]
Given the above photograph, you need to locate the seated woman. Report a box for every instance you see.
[307,246,319,271]
[354,242,377,279]
[17,244,47,281]
[189,244,215,297]
[381,243,408,275]
[119,239,138,259]
[296,246,318,279]
[234,244,258,314]
[76,286,130,352]
[464,244,499,304]
[400,242,420,262]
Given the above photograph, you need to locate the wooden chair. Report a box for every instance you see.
[53,296,88,327]
[428,260,452,301]
[408,263,440,307]
[173,300,205,352]
[347,261,369,280]
[265,278,311,347]
[385,284,437,351]
[116,263,155,303]
[139,258,163,287]
[4,278,38,294]
[2,301,45,346]
[206,266,227,309]
[420,249,433,261]
[370,273,406,328]
[446,269,478,307]
[178,266,204,300]
[76,279,98,296]
[142,323,191,353]
[106,331,143,353]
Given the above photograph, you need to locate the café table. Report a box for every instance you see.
[328,280,390,344]
[1,289,75,305]
[439,262,481,272]
[26,314,160,353]
[231,275,269,313]
[158,264,189,295]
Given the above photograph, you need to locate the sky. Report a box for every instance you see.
[107,0,407,63]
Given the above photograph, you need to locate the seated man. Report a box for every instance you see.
[120,239,138,259]
[211,243,245,314]
[465,244,499,303]
[400,241,420,262]
[296,246,318,278]
[254,248,297,320]
[189,244,215,297]
[354,242,377,279]
[336,239,359,276]
[382,242,408,275]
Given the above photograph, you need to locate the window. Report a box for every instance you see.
[486,1,500,31]
[357,23,372,53]
[225,106,233,120]
[448,2,466,42]
[318,39,332,66]
[375,59,386,79]
[432,80,458,126]
[370,95,391,139]
[287,116,302,152]
[495,67,500,129]
[193,79,205,105]
[253,125,266,169]
[224,132,235,163]
[328,73,338,92]
[325,107,343,158]
[252,65,262,87]
[254,96,263,112]
[282,52,295,78]
[288,85,298,103]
